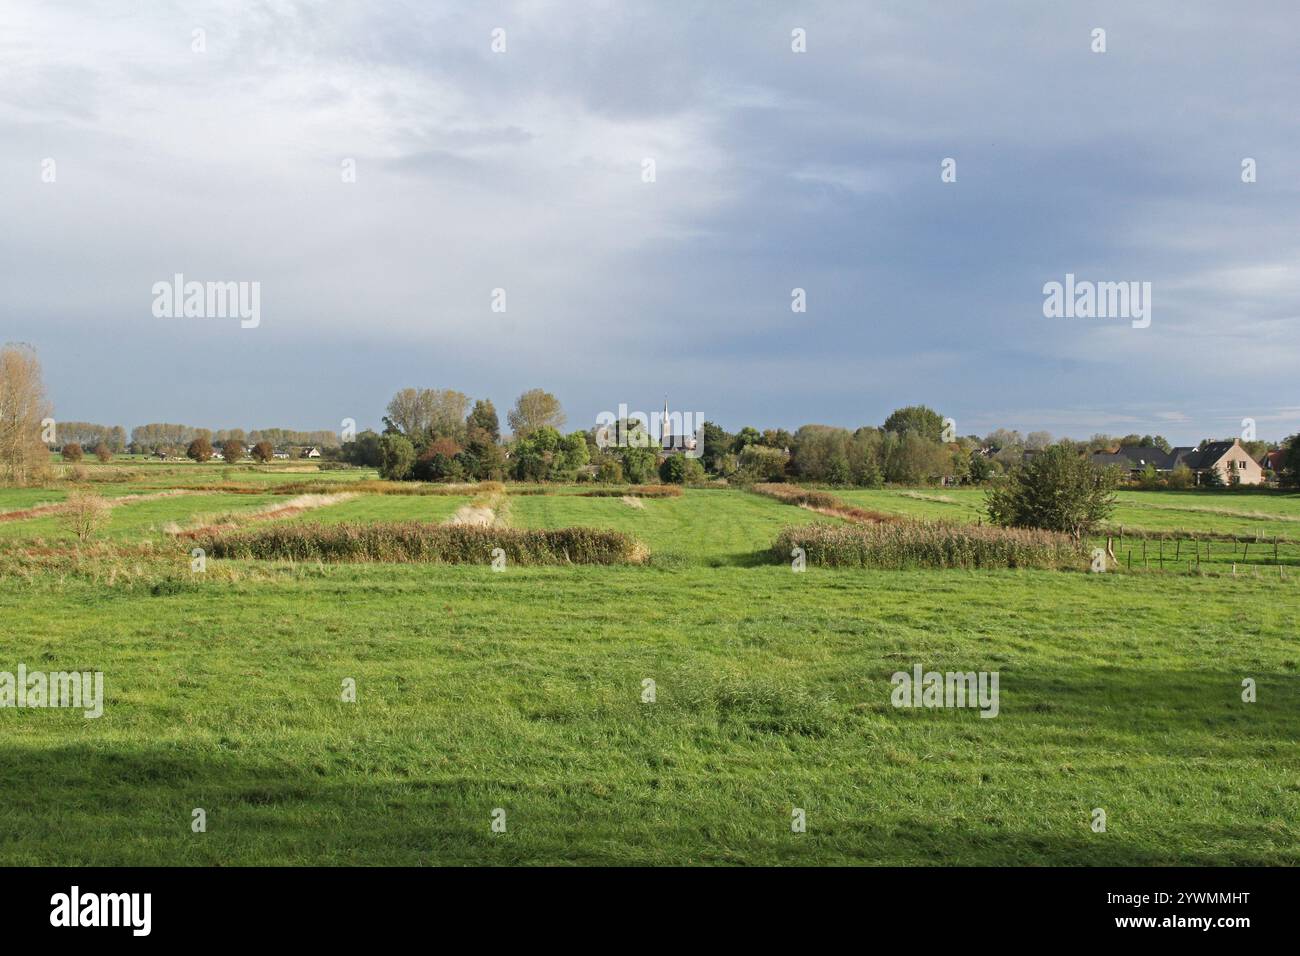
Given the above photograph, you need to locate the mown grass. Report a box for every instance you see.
[508,487,840,566]
[0,493,288,543]
[833,487,1300,539]
[0,563,1295,865]
[279,494,471,526]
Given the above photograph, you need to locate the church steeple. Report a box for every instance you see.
[662,395,671,449]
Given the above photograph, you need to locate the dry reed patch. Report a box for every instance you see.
[171,493,356,537]
[750,483,895,524]
[582,484,683,499]
[445,488,507,527]
[0,488,193,523]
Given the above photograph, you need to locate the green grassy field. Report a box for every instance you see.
[835,487,1300,540]
[2,471,1297,865]
[509,488,838,565]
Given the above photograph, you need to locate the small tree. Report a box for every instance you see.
[61,443,83,462]
[619,447,659,485]
[62,488,111,542]
[186,437,213,463]
[985,444,1118,540]
[222,440,245,464]
[596,459,624,483]
[93,442,112,463]
[1200,466,1226,489]
[377,434,416,480]
[251,441,274,463]
[967,453,995,485]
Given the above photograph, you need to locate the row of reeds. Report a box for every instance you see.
[193,521,644,565]
[774,521,1085,569]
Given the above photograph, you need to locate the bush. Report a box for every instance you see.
[737,444,788,482]
[61,443,83,462]
[61,488,112,542]
[619,447,659,485]
[222,440,245,464]
[93,443,112,463]
[195,522,644,565]
[659,455,706,484]
[774,521,1085,570]
[596,459,624,483]
[251,441,275,463]
[186,437,213,463]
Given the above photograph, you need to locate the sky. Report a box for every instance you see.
[1,0,1297,445]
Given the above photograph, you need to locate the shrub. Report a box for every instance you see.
[737,444,788,482]
[93,442,112,463]
[222,440,245,464]
[61,488,112,542]
[774,521,1085,570]
[61,443,83,462]
[596,459,624,483]
[251,441,275,463]
[619,447,659,484]
[659,455,706,484]
[195,522,644,565]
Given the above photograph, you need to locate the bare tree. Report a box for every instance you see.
[62,488,111,542]
[0,344,53,485]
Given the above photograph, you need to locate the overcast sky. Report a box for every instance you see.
[1,1,1297,444]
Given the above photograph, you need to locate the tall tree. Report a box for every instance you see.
[0,344,53,485]
[883,405,945,442]
[467,399,501,441]
[507,389,565,438]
